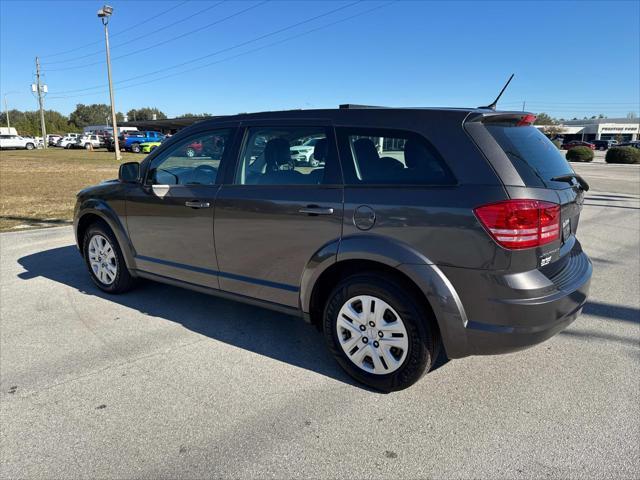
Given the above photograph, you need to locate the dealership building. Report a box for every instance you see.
[537,117,639,142]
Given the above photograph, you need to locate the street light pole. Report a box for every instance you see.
[98,5,121,161]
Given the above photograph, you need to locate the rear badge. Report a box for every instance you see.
[540,256,552,267]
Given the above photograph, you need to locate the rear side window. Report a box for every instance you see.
[337,128,455,185]
[485,124,573,187]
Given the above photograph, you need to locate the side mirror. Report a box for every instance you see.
[118,162,140,183]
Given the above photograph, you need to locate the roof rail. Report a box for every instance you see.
[339,104,389,109]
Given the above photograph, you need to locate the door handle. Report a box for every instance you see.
[185,200,211,209]
[298,206,334,216]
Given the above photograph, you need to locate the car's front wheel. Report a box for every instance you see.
[323,273,439,392]
[83,222,135,294]
[131,143,141,153]
[25,143,35,150]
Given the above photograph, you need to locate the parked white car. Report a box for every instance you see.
[0,134,37,150]
[290,136,325,166]
[73,134,104,149]
[48,134,63,146]
[57,136,78,149]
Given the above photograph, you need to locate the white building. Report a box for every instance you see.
[537,117,639,142]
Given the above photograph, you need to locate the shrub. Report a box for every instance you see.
[566,146,594,162]
[552,139,562,150]
[605,146,640,164]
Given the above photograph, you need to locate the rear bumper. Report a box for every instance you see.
[458,272,590,356]
[412,240,592,359]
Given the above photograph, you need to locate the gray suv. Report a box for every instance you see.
[74,106,592,391]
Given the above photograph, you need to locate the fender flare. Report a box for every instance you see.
[74,199,137,270]
[300,234,470,358]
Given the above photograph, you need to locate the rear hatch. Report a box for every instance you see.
[465,112,587,273]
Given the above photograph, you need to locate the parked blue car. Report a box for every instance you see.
[118,131,165,153]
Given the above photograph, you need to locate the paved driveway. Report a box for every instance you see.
[1,163,639,479]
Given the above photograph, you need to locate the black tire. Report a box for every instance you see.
[65,143,73,149]
[25,143,35,150]
[82,221,136,294]
[131,143,141,153]
[185,147,196,157]
[323,273,439,392]
[84,143,92,150]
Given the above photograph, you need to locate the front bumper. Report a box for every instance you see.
[433,240,592,358]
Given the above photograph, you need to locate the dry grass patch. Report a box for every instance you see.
[0,148,139,231]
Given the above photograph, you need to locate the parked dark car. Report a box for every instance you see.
[561,140,596,150]
[74,107,592,391]
[591,140,616,151]
[614,141,640,149]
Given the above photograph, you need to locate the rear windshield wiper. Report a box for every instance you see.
[551,173,590,191]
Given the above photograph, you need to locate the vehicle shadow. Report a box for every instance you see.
[17,245,450,390]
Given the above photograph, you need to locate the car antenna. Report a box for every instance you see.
[478,73,515,110]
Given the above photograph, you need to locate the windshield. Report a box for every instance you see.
[485,124,573,188]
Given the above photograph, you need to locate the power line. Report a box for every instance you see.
[46,1,267,72]
[50,0,364,96]
[40,0,190,59]
[43,0,227,66]
[46,1,394,102]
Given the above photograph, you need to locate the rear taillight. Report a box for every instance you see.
[474,200,560,249]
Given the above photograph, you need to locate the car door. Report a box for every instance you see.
[125,126,237,289]
[214,121,343,307]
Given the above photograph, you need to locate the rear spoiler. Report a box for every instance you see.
[465,111,538,126]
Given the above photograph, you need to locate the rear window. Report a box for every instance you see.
[485,124,573,187]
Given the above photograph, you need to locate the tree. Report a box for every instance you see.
[126,107,167,121]
[533,112,562,138]
[176,112,213,118]
[69,104,123,128]
[0,108,78,136]
[533,112,557,125]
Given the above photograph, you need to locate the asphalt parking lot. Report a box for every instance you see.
[1,162,639,479]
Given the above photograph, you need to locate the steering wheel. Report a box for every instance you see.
[190,164,217,185]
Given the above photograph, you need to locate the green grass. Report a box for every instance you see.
[0,148,141,231]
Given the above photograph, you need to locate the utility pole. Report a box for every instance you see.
[35,57,47,148]
[522,100,526,112]
[3,95,10,130]
[98,5,121,160]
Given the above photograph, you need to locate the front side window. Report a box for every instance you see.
[338,128,455,185]
[235,126,331,185]
[147,129,231,186]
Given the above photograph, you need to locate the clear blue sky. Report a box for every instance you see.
[1,0,639,120]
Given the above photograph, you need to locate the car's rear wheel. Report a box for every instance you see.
[131,143,141,153]
[25,143,35,150]
[323,274,439,392]
[83,222,135,294]
[84,143,92,150]
[185,147,196,157]
[65,144,73,149]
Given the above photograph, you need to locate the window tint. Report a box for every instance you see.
[338,129,455,185]
[485,124,573,187]
[235,127,330,185]
[148,129,230,186]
